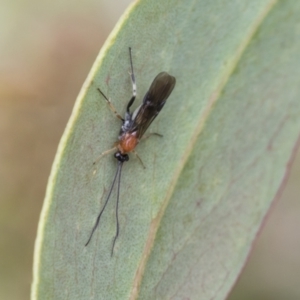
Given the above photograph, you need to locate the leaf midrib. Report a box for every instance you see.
[129,0,278,298]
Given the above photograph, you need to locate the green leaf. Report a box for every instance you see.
[32,0,300,299]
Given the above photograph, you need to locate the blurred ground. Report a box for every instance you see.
[228,149,300,300]
[0,1,132,299]
[0,1,299,299]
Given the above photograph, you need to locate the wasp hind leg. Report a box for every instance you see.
[126,47,137,113]
[97,88,124,122]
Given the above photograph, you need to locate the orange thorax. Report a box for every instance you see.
[117,132,139,154]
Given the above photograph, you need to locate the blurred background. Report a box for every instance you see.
[1,0,299,299]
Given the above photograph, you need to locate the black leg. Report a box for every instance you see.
[126,47,137,113]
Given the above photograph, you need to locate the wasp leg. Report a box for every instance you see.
[126,47,137,113]
[132,150,146,169]
[141,132,163,141]
[93,147,117,165]
[97,88,124,121]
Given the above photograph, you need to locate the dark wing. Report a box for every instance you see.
[130,72,176,139]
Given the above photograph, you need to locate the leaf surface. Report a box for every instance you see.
[32,0,300,299]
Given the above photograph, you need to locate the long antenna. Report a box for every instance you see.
[85,162,122,247]
[111,161,124,256]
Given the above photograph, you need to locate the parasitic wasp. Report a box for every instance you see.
[85,47,176,256]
